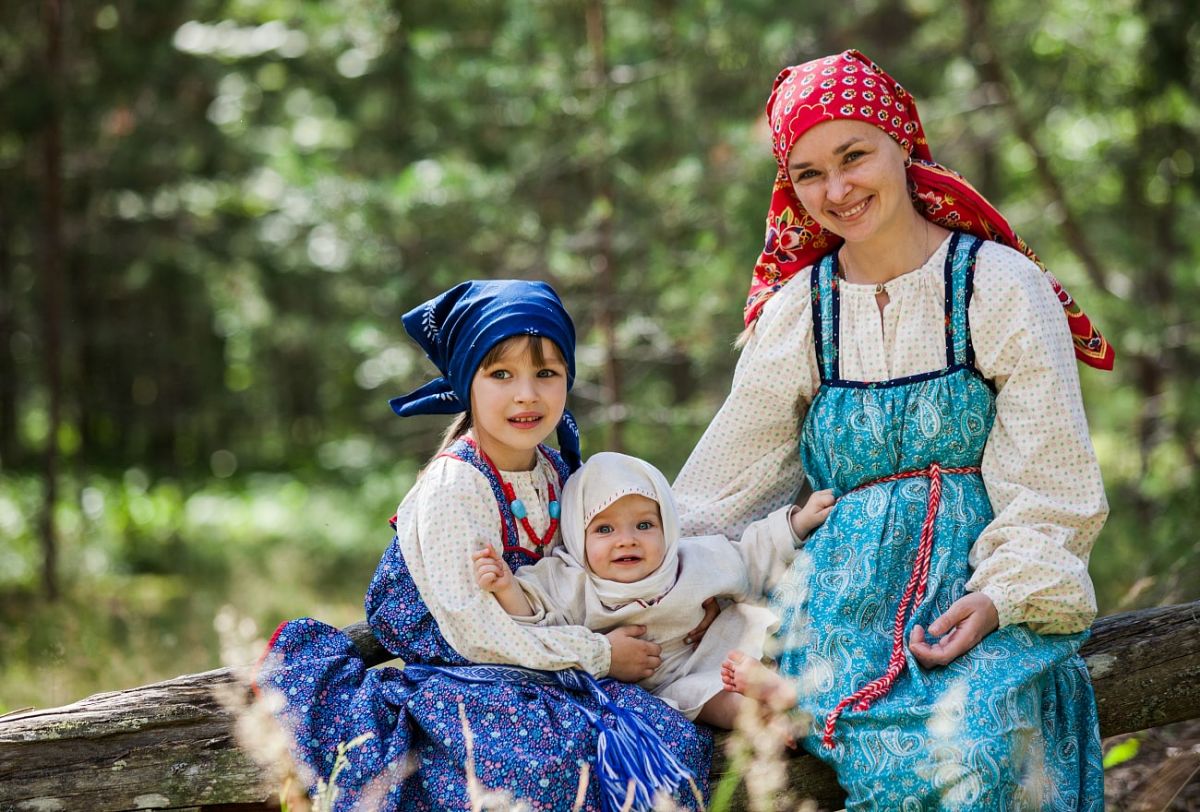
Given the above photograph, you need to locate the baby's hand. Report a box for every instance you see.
[472,546,513,593]
[791,489,835,539]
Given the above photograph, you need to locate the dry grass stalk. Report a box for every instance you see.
[211,603,313,812]
[459,702,530,811]
[1125,747,1200,811]
[720,693,813,812]
[571,762,591,811]
[213,606,713,811]
[620,778,637,811]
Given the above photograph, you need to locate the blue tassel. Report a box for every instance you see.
[590,702,694,812]
[554,671,693,812]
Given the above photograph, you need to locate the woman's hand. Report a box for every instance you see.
[684,597,721,646]
[605,625,662,682]
[909,592,999,668]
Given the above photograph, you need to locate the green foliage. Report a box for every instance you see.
[1,0,1198,706]
[0,467,403,711]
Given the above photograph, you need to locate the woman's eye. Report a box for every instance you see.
[844,150,865,163]
[793,169,819,183]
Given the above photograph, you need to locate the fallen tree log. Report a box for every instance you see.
[1,600,1197,811]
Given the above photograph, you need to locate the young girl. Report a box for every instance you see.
[258,280,712,812]
[473,451,832,727]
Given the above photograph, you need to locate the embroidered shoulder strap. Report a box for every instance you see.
[541,445,571,488]
[941,232,984,369]
[437,438,568,570]
[810,252,840,383]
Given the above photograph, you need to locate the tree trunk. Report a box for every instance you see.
[38,0,65,601]
[585,0,624,452]
[0,196,18,469]
[964,0,1113,296]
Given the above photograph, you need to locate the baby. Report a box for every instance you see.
[473,451,831,727]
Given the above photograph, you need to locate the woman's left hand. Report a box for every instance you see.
[684,597,721,646]
[908,592,999,667]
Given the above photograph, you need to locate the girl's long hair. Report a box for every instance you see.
[423,335,561,470]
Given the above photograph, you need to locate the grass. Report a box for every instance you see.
[0,466,414,712]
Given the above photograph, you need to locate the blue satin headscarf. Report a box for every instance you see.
[389,280,581,470]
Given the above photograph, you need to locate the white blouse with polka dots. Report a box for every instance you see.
[395,447,612,675]
[673,236,1107,634]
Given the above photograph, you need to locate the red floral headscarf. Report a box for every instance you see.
[746,49,1114,370]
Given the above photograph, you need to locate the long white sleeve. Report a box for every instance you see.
[965,242,1107,632]
[394,456,612,674]
[673,277,820,539]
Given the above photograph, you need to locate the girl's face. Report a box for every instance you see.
[786,119,912,247]
[469,336,568,471]
[583,494,666,584]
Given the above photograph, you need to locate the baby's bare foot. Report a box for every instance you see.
[721,650,797,712]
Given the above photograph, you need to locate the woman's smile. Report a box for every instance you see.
[829,196,872,221]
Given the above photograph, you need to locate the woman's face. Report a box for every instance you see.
[786,119,912,246]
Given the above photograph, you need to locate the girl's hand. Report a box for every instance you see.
[790,489,836,539]
[684,597,721,646]
[472,546,512,593]
[908,592,999,668]
[605,625,663,682]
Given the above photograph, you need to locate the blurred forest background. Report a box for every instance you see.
[0,0,1197,719]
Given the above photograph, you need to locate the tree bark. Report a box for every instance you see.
[585,0,624,452]
[2,601,1197,811]
[0,196,17,468]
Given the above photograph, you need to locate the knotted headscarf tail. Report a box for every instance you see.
[388,279,582,471]
[746,49,1113,371]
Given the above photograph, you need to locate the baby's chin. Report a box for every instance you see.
[593,566,649,584]
[595,570,639,583]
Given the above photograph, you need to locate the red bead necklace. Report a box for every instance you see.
[473,440,560,555]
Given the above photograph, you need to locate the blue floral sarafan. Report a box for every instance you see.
[771,233,1105,810]
[258,442,712,811]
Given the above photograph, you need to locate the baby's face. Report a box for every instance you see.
[583,494,667,583]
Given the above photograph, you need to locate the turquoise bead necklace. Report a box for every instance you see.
[476,444,561,556]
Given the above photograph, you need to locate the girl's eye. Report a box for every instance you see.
[591,524,612,535]
[489,369,511,379]
[637,521,654,530]
[537,368,560,378]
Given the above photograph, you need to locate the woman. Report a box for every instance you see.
[675,50,1109,810]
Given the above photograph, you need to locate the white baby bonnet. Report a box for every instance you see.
[558,452,682,607]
